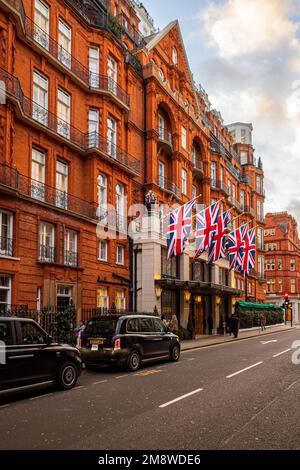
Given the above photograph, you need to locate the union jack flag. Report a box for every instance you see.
[227,225,248,271]
[166,198,197,259]
[240,228,256,274]
[195,202,220,258]
[207,210,231,263]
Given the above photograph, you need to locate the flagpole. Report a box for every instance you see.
[230,212,245,224]
[245,271,248,302]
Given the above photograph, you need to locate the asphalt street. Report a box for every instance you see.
[1,328,300,450]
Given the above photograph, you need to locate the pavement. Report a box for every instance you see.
[1,326,300,450]
[181,323,296,351]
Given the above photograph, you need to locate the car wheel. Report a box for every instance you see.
[126,350,141,372]
[56,362,78,390]
[170,344,180,362]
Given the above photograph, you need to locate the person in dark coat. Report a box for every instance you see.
[230,313,240,338]
[207,314,213,335]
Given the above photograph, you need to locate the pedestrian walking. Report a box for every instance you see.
[161,315,170,329]
[260,313,266,331]
[230,313,240,338]
[207,314,213,335]
[169,314,179,335]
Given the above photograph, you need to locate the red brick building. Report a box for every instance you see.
[0,0,266,330]
[265,212,300,323]
[0,0,145,312]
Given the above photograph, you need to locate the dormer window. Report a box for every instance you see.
[172,47,178,65]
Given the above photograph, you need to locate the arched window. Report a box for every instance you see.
[158,68,164,81]
[172,47,178,65]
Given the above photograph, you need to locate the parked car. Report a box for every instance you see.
[81,315,181,371]
[0,317,82,396]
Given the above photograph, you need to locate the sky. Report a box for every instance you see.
[141,0,300,223]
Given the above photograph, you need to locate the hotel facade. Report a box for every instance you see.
[0,0,266,333]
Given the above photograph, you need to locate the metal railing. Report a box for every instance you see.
[157,176,180,198]
[239,175,251,186]
[0,163,97,220]
[86,132,140,174]
[244,206,255,217]
[0,303,28,315]
[81,307,156,324]
[0,68,140,175]
[3,0,141,88]
[24,17,130,108]
[226,161,240,179]
[64,251,78,267]
[39,245,55,263]
[157,127,173,146]
[193,159,204,173]
[117,13,145,47]
[97,205,127,231]
[0,236,13,256]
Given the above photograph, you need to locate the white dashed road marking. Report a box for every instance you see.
[273,349,291,358]
[159,388,203,408]
[226,362,263,379]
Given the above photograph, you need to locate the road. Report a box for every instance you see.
[1,328,300,450]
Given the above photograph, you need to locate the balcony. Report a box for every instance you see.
[239,175,252,187]
[157,176,180,199]
[117,13,145,47]
[0,0,26,25]
[0,68,140,176]
[86,132,140,175]
[157,127,173,155]
[210,180,229,195]
[233,198,242,213]
[23,16,130,110]
[39,245,55,263]
[192,159,204,178]
[244,206,255,217]
[257,216,266,225]
[1,1,134,106]
[0,163,97,220]
[0,236,13,257]
[64,251,78,267]
[226,161,240,180]
[97,205,127,232]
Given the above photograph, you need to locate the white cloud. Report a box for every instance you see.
[200,0,298,58]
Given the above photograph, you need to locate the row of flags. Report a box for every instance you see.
[166,198,255,275]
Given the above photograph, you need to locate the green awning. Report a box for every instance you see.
[236,301,283,312]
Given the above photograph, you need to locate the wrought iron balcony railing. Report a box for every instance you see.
[2,0,26,25]
[117,13,145,47]
[157,127,173,146]
[226,161,240,180]
[86,132,140,174]
[244,206,255,217]
[0,68,140,175]
[125,51,143,75]
[157,176,180,198]
[211,180,229,195]
[0,236,13,257]
[64,250,78,267]
[192,159,204,173]
[39,245,55,263]
[97,205,127,231]
[24,17,130,108]
[2,0,138,96]
[239,175,251,186]
[0,163,97,220]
